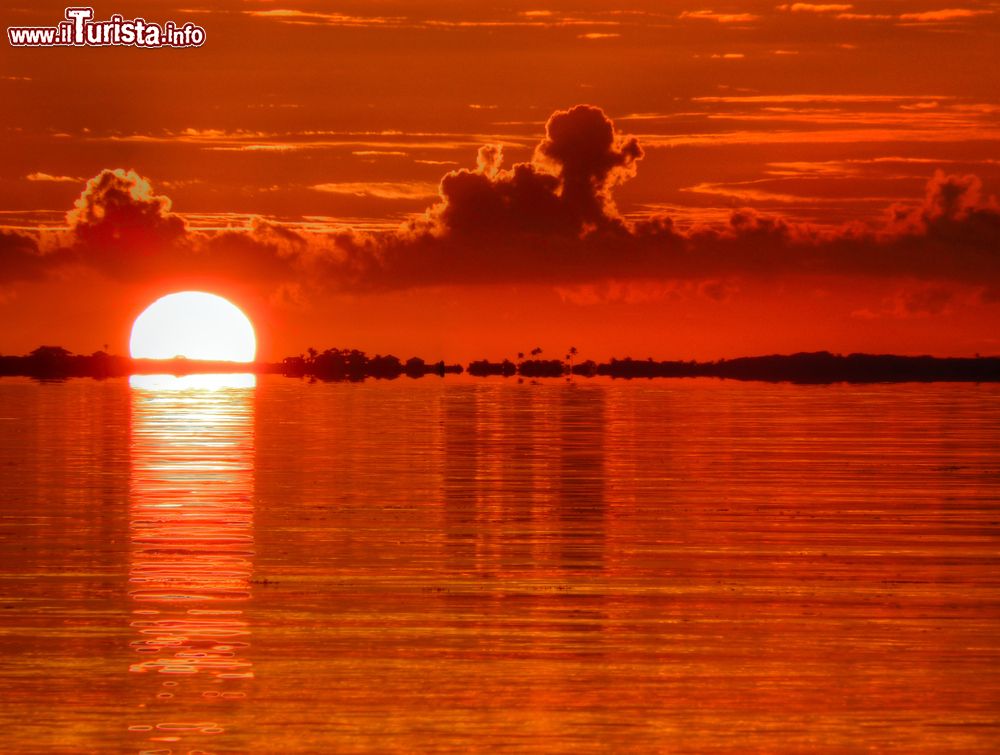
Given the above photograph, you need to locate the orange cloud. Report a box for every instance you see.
[899,8,992,22]
[679,10,759,23]
[68,169,187,272]
[245,10,405,27]
[835,13,893,20]
[60,169,306,286]
[311,182,439,200]
[779,4,853,12]
[10,108,1000,302]
[26,172,83,183]
[407,105,642,239]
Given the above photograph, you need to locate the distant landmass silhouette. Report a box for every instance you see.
[0,346,282,380]
[2,345,998,384]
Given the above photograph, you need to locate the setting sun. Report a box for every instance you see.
[129,291,256,363]
[2,0,999,751]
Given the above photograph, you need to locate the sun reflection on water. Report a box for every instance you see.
[129,373,257,392]
[128,373,255,750]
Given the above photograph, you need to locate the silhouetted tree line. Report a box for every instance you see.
[283,348,463,381]
[591,352,1000,383]
[0,346,282,379]
[1,346,998,384]
[468,359,517,377]
[403,350,1000,383]
[0,346,128,378]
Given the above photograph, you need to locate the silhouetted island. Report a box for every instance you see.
[281,349,463,381]
[0,345,998,384]
[0,346,286,380]
[586,353,1000,383]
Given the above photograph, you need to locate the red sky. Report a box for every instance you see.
[2,0,999,361]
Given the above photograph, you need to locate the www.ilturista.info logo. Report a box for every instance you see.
[8,7,205,48]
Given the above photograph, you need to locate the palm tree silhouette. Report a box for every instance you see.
[566,346,578,375]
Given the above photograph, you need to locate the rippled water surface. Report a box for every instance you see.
[0,375,998,752]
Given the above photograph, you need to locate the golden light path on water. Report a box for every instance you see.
[128,373,256,751]
[0,377,998,751]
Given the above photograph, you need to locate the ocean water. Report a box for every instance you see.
[0,375,998,752]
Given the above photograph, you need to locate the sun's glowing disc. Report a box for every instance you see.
[130,291,256,363]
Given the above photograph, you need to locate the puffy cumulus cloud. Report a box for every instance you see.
[66,169,188,278]
[69,169,186,251]
[409,105,643,239]
[58,168,307,285]
[667,173,999,284]
[887,171,1000,239]
[537,105,643,231]
[6,106,1000,301]
[0,167,327,296]
[859,171,1000,282]
[199,217,310,283]
[334,106,997,290]
[353,168,997,291]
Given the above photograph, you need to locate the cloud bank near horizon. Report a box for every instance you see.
[3,105,999,301]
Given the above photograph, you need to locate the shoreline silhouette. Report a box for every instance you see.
[2,345,999,384]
